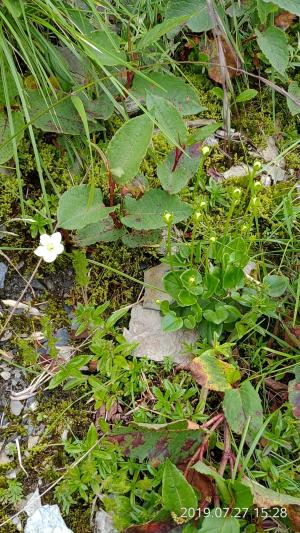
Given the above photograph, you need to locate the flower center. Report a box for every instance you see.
[46,243,55,252]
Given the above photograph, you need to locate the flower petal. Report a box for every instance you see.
[51,232,62,245]
[34,246,45,257]
[43,251,58,263]
[55,243,64,255]
[40,234,51,246]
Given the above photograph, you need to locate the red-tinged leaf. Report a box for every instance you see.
[178,463,215,506]
[109,420,204,465]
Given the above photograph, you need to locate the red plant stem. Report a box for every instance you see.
[172,145,185,172]
[185,414,225,476]
[108,172,122,228]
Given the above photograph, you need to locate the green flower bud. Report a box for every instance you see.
[210,236,216,242]
[201,146,210,156]
[253,160,262,172]
[163,212,174,224]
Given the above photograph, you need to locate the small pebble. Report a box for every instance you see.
[1,370,11,381]
[0,262,8,289]
[10,399,23,416]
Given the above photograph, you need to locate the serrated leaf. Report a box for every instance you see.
[76,218,125,246]
[121,189,193,230]
[162,459,197,515]
[262,0,300,16]
[106,114,153,185]
[58,185,113,230]
[235,89,258,103]
[287,81,300,115]
[157,145,200,194]
[0,110,24,164]
[132,72,205,116]
[137,15,191,49]
[223,381,263,443]
[256,27,289,75]
[146,94,187,145]
[263,274,288,297]
[189,353,240,391]
[166,0,214,33]
[109,420,204,464]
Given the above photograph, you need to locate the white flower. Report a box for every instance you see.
[34,232,64,263]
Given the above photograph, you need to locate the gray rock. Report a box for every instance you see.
[22,489,42,517]
[94,510,117,533]
[0,262,8,289]
[0,451,12,465]
[143,264,172,311]
[24,504,73,533]
[123,305,197,363]
[223,164,251,180]
[10,399,23,416]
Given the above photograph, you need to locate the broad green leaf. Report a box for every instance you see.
[79,92,114,121]
[161,312,184,332]
[163,271,182,299]
[58,185,113,230]
[223,381,263,442]
[203,305,228,324]
[0,110,24,164]
[157,146,199,194]
[166,0,214,33]
[190,353,240,391]
[0,67,19,104]
[229,480,253,509]
[85,30,126,66]
[256,0,278,24]
[193,462,231,503]
[223,265,244,290]
[262,0,300,16]
[27,90,102,135]
[263,274,289,297]
[188,122,222,144]
[137,16,191,49]
[178,289,197,306]
[199,511,240,533]
[162,459,197,515]
[287,81,300,116]
[76,218,125,246]
[235,89,258,103]
[121,229,162,248]
[256,27,289,75]
[146,94,187,145]
[132,72,205,116]
[121,190,193,230]
[106,114,153,185]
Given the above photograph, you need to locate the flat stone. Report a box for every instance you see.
[24,504,73,533]
[22,489,42,517]
[94,510,117,533]
[123,305,197,363]
[143,264,172,311]
[10,399,23,416]
[0,262,8,289]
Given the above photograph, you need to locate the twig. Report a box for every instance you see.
[15,438,28,477]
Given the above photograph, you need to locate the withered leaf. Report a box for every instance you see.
[204,37,240,84]
[275,11,297,30]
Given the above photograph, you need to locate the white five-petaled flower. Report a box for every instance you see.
[34,232,64,263]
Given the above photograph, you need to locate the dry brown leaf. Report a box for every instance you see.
[204,37,240,84]
[275,11,297,30]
